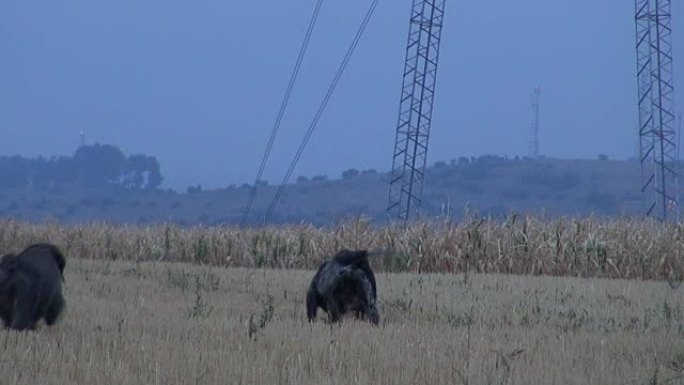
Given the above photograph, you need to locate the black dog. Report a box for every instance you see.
[0,243,66,330]
[306,249,380,325]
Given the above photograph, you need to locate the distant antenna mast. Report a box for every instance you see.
[529,86,541,159]
[79,130,85,148]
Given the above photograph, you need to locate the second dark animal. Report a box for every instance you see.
[306,249,380,325]
[0,243,66,331]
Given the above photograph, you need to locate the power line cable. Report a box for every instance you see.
[263,0,380,225]
[241,0,325,227]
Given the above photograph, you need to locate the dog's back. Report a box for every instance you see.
[17,243,65,284]
[331,249,370,267]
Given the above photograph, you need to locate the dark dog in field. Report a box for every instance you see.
[306,249,382,325]
[0,243,66,331]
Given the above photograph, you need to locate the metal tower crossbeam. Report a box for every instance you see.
[388,0,446,223]
[635,0,677,220]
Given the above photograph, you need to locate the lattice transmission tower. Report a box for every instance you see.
[634,0,678,221]
[387,0,446,223]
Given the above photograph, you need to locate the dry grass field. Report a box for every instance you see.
[1,258,683,385]
[1,217,684,384]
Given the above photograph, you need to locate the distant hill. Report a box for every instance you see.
[0,143,163,190]
[0,154,665,226]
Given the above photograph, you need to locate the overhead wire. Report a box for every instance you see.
[263,0,380,225]
[240,0,325,227]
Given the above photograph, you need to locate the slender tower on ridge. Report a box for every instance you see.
[529,87,541,159]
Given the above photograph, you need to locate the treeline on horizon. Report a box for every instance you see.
[0,144,163,189]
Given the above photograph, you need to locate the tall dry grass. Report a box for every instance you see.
[0,215,683,280]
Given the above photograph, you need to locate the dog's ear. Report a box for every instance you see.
[53,251,66,282]
[0,254,18,282]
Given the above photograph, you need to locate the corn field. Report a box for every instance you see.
[0,215,682,280]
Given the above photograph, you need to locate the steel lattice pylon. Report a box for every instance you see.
[387,0,446,223]
[635,0,678,220]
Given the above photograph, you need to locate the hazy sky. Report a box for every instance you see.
[1,0,683,189]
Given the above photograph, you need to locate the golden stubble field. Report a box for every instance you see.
[1,258,683,385]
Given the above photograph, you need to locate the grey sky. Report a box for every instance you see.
[1,0,683,189]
